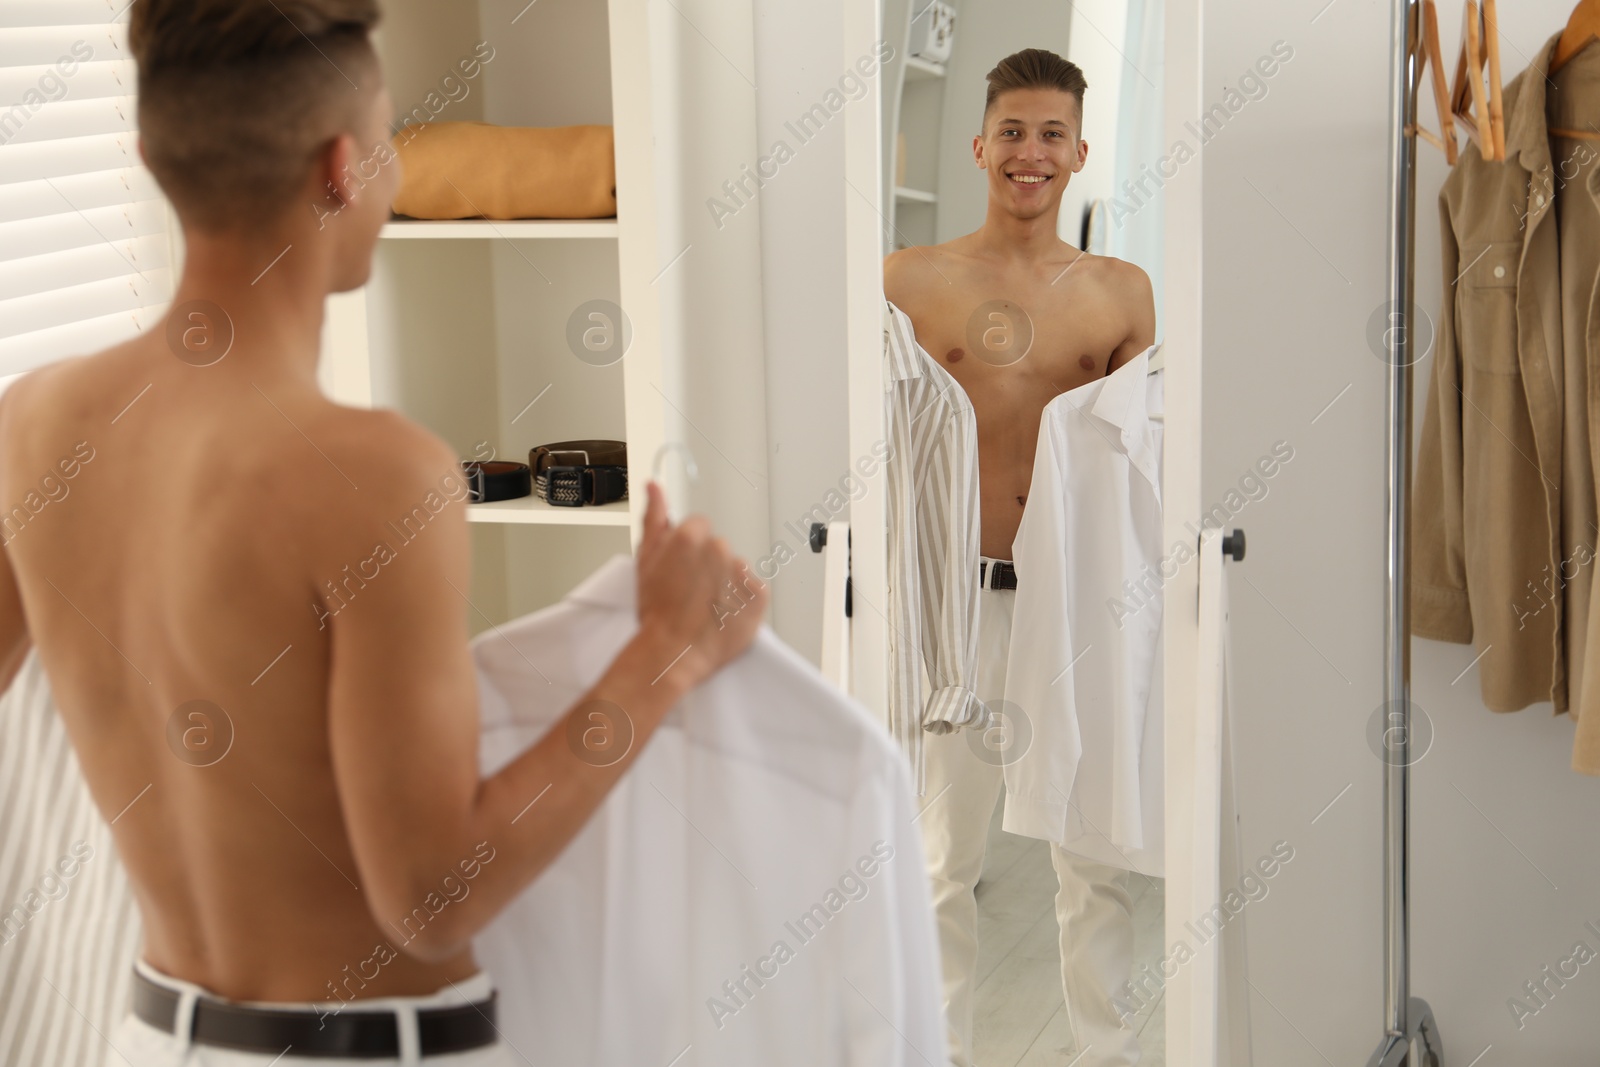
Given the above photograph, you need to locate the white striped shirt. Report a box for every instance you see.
[883,300,984,796]
[0,647,140,1067]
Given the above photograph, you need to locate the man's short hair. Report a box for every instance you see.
[129,0,383,231]
[982,48,1087,133]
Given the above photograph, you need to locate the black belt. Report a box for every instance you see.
[979,559,1017,590]
[461,460,532,503]
[130,967,500,1059]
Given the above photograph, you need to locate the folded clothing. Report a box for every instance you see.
[391,121,617,220]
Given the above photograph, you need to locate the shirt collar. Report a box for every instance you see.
[885,300,925,383]
[1088,344,1157,434]
[1049,344,1161,495]
[1504,31,1563,174]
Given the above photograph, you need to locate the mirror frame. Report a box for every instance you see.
[841,0,1212,1062]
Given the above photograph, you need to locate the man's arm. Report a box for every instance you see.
[0,382,32,695]
[1106,261,1157,373]
[324,424,765,963]
[0,535,30,696]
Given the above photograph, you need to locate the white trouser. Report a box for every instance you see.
[106,959,516,1067]
[918,557,1140,1067]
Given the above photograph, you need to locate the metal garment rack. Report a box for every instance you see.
[1369,1,1444,1064]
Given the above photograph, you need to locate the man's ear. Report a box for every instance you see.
[319,131,361,208]
[972,133,986,169]
[136,134,146,167]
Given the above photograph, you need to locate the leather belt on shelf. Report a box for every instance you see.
[461,460,532,503]
[529,440,629,507]
[979,559,1017,590]
[129,967,500,1058]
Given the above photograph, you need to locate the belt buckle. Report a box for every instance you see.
[543,448,591,469]
[544,465,587,506]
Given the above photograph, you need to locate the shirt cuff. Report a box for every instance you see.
[922,685,987,733]
[1411,582,1472,644]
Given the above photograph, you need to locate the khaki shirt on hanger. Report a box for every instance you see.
[1412,31,1600,774]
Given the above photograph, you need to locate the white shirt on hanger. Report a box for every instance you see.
[472,554,946,1066]
[1001,347,1166,877]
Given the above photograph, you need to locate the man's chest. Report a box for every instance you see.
[908,294,1125,405]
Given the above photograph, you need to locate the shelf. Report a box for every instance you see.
[381,219,620,240]
[894,186,937,204]
[465,496,632,526]
[904,56,946,81]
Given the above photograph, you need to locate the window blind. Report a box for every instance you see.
[0,1,174,378]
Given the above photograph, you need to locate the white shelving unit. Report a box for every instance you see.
[885,9,951,249]
[380,220,621,240]
[319,0,663,633]
[461,496,632,526]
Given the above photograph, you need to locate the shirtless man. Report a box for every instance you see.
[0,2,765,1063]
[884,48,1156,1067]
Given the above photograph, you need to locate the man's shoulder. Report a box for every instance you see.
[1101,254,1153,299]
[882,244,926,303]
[883,240,971,307]
[306,405,463,509]
[279,405,469,585]
[0,344,126,471]
[1064,251,1151,307]
[3,345,107,410]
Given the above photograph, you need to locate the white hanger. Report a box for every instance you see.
[649,441,700,523]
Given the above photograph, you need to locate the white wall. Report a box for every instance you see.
[1201,2,1600,1063]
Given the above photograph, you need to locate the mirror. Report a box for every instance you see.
[875,3,1169,1064]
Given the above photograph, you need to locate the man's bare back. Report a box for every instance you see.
[0,337,481,1000]
[0,5,767,1004]
[885,237,1154,559]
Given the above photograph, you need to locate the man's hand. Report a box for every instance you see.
[632,480,768,691]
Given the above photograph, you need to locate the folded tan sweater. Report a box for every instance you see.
[391,122,617,220]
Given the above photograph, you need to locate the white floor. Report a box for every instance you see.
[970,803,1166,1066]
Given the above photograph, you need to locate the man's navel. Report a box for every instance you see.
[1016,494,1027,507]
[947,348,964,363]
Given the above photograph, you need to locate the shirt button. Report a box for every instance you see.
[1534,194,1546,208]
[1493,265,1506,278]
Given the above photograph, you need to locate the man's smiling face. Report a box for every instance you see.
[975,86,1084,220]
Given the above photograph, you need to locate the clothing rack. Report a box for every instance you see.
[1369,2,1445,1064]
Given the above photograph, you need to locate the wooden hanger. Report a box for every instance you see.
[1552,0,1600,72]
[1549,1,1600,141]
[1409,0,1460,163]
[1450,0,1506,161]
